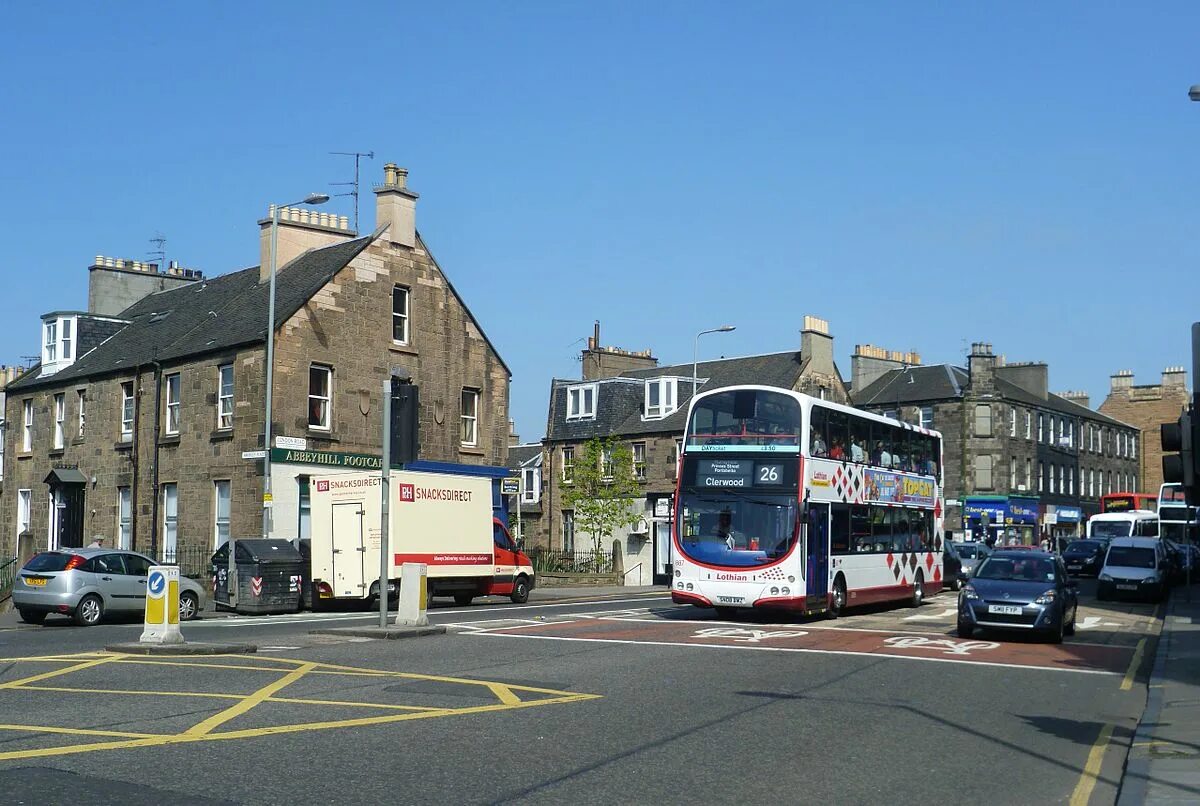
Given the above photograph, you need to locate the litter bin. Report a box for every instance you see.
[209,539,305,615]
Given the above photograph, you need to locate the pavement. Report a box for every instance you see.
[1119,590,1200,805]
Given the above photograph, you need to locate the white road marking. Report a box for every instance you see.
[902,607,957,622]
[463,631,1121,676]
[1077,616,1123,630]
[692,627,809,643]
[882,636,999,655]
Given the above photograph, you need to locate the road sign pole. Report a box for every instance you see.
[380,377,392,629]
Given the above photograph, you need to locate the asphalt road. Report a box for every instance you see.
[0,582,1160,805]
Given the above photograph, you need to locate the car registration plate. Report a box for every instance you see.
[988,604,1023,615]
[1116,584,1138,591]
[23,577,47,586]
[1067,564,1081,571]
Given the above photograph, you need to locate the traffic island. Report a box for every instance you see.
[104,641,258,655]
[308,624,445,640]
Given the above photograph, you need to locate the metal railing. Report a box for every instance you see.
[528,546,614,575]
[0,556,17,604]
[166,546,214,579]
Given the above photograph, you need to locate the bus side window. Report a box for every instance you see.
[828,411,848,460]
[849,419,868,463]
[810,407,828,456]
[851,505,871,550]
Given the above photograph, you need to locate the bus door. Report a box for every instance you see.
[806,502,830,613]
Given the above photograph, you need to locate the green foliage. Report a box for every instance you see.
[562,436,643,552]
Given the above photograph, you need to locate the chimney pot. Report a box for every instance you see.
[383,163,398,186]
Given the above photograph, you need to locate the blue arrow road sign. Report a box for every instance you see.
[148,571,165,596]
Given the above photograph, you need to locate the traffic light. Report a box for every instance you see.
[1162,410,1200,505]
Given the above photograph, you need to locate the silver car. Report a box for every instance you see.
[12,549,206,626]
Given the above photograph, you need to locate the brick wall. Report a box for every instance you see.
[1100,382,1190,494]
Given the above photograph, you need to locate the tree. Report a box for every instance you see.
[562,437,643,557]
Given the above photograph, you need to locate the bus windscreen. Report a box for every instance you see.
[686,388,801,452]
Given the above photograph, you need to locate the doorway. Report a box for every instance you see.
[806,502,830,611]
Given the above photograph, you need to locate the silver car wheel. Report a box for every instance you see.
[179,592,198,621]
[78,596,103,626]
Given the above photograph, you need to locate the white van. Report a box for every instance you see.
[1087,510,1158,541]
[1097,536,1168,602]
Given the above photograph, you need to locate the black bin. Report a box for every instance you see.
[210,539,305,615]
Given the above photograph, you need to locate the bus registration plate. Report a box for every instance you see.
[987,605,1022,615]
[716,595,746,605]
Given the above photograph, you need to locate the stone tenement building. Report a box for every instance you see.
[537,316,850,585]
[1099,367,1191,496]
[853,342,1139,542]
[1,163,510,562]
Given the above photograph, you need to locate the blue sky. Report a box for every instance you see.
[2,2,1198,441]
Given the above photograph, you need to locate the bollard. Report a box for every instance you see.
[395,562,428,627]
[140,566,184,645]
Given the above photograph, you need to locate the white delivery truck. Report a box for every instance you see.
[309,469,535,607]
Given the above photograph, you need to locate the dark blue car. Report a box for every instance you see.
[957,549,1079,643]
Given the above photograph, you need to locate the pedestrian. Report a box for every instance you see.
[87,535,105,547]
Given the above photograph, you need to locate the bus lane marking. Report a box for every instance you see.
[459,615,1135,676]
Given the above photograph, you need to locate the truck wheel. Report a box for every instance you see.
[454,593,474,606]
[510,576,531,604]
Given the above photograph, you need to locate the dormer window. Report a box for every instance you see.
[566,384,597,420]
[40,314,79,376]
[644,378,678,420]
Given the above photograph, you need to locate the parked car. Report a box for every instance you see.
[957,549,1079,643]
[1098,537,1170,602]
[1062,539,1107,577]
[943,541,966,591]
[12,549,206,626]
[954,542,989,577]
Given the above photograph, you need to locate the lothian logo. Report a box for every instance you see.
[398,483,415,503]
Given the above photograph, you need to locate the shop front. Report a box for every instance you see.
[1044,505,1083,545]
[963,496,1040,546]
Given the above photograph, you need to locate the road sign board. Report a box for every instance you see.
[275,436,307,450]
[501,477,520,495]
[241,450,267,460]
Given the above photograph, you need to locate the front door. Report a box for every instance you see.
[50,484,86,549]
[806,502,830,612]
[331,502,366,598]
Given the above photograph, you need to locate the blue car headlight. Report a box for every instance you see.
[1033,589,1056,605]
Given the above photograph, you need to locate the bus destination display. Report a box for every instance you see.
[695,458,788,488]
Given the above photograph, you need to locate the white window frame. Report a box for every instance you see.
[566,384,597,421]
[392,285,410,345]
[1037,414,1044,443]
[1068,466,1075,496]
[218,364,234,430]
[561,446,574,483]
[165,373,181,435]
[1009,457,1016,490]
[1131,434,1137,459]
[308,365,332,431]
[61,317,72,360]
[460,388,479,447]
[53,393,64,449]
[21,399,32,452]
[644,378,678,420]
[1049,463,1057,494]
[919,407,934,429]
[214,480,231,549]
[117,487,132,550]
[77,390,86,438]
[1025,458,1032,488]
[1009,407,1016,437]
[562,510,575,552]
[1038,461,1045,493]
[43,320,57,364]
[120,381,134,440]
[17,489,31,537]
[521,467,539,503]
[1057,464,1064,494]
[600,447,614,481]
[632,441,647,480]
[162,482,178,563]
[1024,410,1031,440]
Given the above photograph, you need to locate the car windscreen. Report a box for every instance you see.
[974,556,1056,582]
[957,544,980,559]
[23,552,77,572]
[1065,541,1101,555]
[1105,546,1156,569]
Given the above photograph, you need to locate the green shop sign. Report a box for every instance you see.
[270,448,383,470]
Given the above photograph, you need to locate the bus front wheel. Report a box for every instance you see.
[828,577,847,619]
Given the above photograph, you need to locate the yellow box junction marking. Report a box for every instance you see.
[0,652,599,762]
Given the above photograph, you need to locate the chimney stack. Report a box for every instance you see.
[374,162,419,248]
[258,204,354,283]
[1163,366,1188,389]
[1109,369,1134,393]
[800,315,835,377]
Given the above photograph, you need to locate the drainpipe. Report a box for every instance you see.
[130,364,143,552]
[149,359,163,560]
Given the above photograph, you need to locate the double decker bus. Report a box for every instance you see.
[671,385,944,618]
[1158,483,1198,544]
[1100,492,1158,514]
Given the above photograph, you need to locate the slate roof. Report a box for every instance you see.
[854,364,1134,429]
[507,443,543,470]
[545,351,806,442]
[9,236,375,392]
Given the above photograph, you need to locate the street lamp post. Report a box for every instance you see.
[692,325,736,399]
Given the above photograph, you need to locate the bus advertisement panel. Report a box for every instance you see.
[672,385,943,618]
